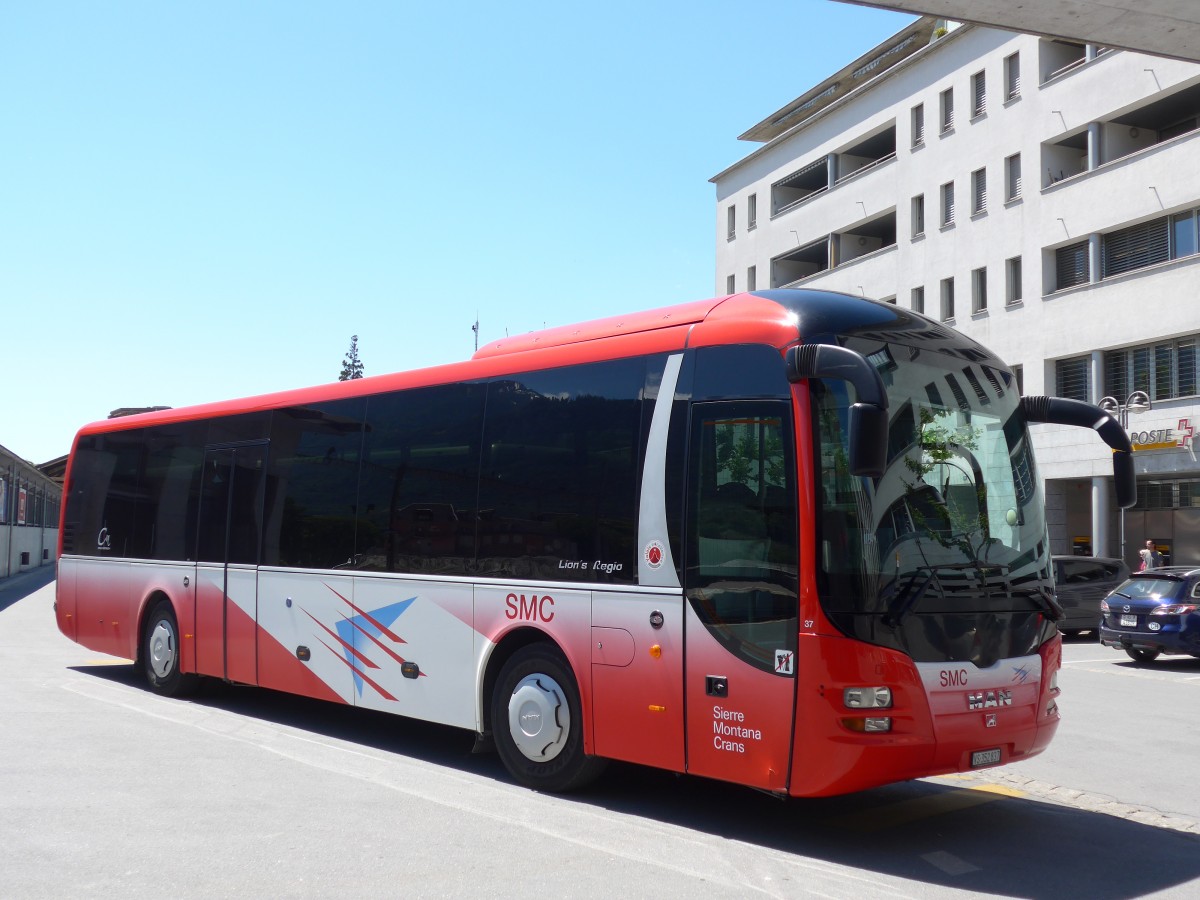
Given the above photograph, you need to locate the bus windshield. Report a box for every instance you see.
[813,339,1051,662]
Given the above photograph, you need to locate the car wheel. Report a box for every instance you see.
[491,643,606,792]
[1124,647,1160,664]
[143,602,198,696]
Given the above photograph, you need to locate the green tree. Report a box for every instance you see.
[339,335,364,381]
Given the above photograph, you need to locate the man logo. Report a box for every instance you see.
[968,689,1012,710]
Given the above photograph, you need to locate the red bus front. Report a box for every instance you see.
[671,297,1064,797]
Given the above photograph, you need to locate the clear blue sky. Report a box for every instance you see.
[1,0,914,465]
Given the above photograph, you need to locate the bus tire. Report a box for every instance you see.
[491,644,606,793]
[143,602,197,696]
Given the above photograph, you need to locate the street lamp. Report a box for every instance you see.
[1098,390,1151,562]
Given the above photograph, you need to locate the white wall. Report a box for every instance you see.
[714,24,1200,559]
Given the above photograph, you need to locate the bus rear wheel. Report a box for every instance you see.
[491,644,606,792]
[143,603,197,696]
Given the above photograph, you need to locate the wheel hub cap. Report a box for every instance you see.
[149,620,177,679]
[507,674,569,762]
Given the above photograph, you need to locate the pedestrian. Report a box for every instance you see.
[1138,539,1162,570]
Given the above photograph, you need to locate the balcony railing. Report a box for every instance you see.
[772,185,829,219]
[835,152,897,186]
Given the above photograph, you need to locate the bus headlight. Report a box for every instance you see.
[844,686,892,709]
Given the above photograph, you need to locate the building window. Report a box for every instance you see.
[747,193,757,230]
[1133,479,1200,511]
[1174,209,1199,257]
[940,277,955,321]
[971,168,987,215]
[1005,153,1022,202]
[911,194,925,238]
[726,274,735,294]
[1094,209,1200,280]
[727,205,736,241]
[1106,336,1198,401]
[971,70,986,117]
[911,103,925,146]
[1102,216,1170,277]
[1006,256,1023,304]
[747,265,757,291]
[940,87,954,132]
[911,285,925,314]
[1055,356,1091,401]
[972,267,988,313]
[1004,52,1021,100]
[941,181,955,226]
[1055,241,1090,289]
[1013,363,1024,395]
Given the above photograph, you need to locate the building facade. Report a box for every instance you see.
[1,443,61,579]
[713,17,1200,567]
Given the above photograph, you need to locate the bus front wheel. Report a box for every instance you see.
[491,644,606,792]
[142,603,197,696]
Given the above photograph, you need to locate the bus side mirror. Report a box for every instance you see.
[787,343,889,479]
[1113,448,1136,509]
[849,403,888,477]
[1021,395,1136,509]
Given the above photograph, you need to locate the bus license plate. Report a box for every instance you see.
[971,748,1001,767]
[1120,615,1137,627]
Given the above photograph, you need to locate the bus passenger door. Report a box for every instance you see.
[683,402,799,793]
[194,443,267,684]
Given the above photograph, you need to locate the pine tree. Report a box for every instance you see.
[339,335,364,381]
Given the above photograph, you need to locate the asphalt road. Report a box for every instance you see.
[2,569,1198,898]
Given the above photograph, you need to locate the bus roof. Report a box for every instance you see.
[472,297,724,359]
[70,291,866,441]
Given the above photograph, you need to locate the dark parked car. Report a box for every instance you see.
[1053,555,1130,636]
[1099,566,1200,663]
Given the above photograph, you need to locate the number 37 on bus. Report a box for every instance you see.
[55,290,1134,796]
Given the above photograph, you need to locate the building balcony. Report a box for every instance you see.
[770,210,897,289]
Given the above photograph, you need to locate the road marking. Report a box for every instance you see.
[940,770,1200,834]
[83,658,134,666]
[1065,663,1200,685]
[966,782,1025,798]
[830,784,1018,833]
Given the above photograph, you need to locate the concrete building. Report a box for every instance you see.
[1,443,61,578]
[712,17,1200,567]
[843,0,1200,63]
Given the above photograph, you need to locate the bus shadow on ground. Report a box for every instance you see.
[73,665,1200,899]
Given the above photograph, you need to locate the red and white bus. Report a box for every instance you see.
[55,289,1134,796]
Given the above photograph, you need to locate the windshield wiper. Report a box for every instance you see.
[1015,586,1065,622]
[883,569,935,628]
